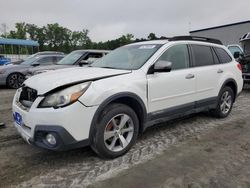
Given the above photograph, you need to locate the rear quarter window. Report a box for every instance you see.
[214,47,232,64]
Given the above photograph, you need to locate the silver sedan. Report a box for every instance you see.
[0,54,64,89]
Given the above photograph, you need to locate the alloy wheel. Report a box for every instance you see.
[8,74,24,89]
[104,114,134,152]
[220,91,232,115]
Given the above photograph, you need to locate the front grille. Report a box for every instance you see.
[19,86,38,108]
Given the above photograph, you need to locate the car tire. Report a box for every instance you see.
[91,103,139,159]
[211,86,235,118]
[6,73,24,89]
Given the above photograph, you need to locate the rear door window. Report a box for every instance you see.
[191,45,214,67]
[214,47,232,64]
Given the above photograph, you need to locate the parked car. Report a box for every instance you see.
[239,33,250,84]
[0,54,64,88]
[228,34,250,84]
[26,50,109,78]
[227,44,244,58]
[12,51,65,65]
[0,55,11,65]
[12,36,243,158]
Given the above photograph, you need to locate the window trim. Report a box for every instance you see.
[211,47,221,65]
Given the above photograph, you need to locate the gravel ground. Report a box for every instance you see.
[0,85,250,188]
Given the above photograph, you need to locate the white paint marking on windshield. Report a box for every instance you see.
[139,45,156,49]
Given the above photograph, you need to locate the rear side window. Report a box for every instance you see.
[191,45,214,67]
[157,44,189,70]
[214,47,232,64]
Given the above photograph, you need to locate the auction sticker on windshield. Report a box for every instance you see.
[139,45,156,49]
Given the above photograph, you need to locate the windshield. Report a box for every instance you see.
[21,56,39,65]
[57,51,86,65]
[23,54,36,61]
[91,44,162,70]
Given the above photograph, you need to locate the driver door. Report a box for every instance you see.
[147,44,196,114]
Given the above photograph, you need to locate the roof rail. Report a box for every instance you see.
[168,36,223,45]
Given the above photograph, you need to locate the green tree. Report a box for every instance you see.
[147,33,158,40]
[4,22,27,39]
[15,22,27,39]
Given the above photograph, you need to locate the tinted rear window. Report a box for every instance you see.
[214,47,232,63]
[191,45,214,67]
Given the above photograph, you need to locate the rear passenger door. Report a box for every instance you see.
[190,44,223,103]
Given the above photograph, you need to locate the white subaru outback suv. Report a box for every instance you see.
[12,36,243,158]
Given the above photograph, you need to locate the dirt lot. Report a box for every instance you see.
[0,86,250,188]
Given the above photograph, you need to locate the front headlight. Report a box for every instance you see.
[39,82,91,108]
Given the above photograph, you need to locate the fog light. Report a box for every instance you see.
[46,133,57,146]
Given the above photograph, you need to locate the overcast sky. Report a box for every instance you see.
[0,0,249,42]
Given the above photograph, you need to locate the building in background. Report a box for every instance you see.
[190,20,250,46]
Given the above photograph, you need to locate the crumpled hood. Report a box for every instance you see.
[24,67,131,95]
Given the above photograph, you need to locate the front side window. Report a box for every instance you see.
[57,51,86,65]
[156,44,189,70]
[214,47,232,64]
[91,44,162,70]
[191,45,214,67]
[37,57,54,65]
[21,56,39,65]
[84,53,103,64]
[55,56,64,62]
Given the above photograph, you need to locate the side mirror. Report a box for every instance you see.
[32,63,40,67]
[233,52,240,59]
[78,60,89,67]
[153,60,172,73]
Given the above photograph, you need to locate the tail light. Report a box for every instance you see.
[237,63,242,72]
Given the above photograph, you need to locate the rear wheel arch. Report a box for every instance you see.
[89,92,147,141]
[220,79,238,102]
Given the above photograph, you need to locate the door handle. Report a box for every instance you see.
[185,74,195,79]
[217,69,224,74]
